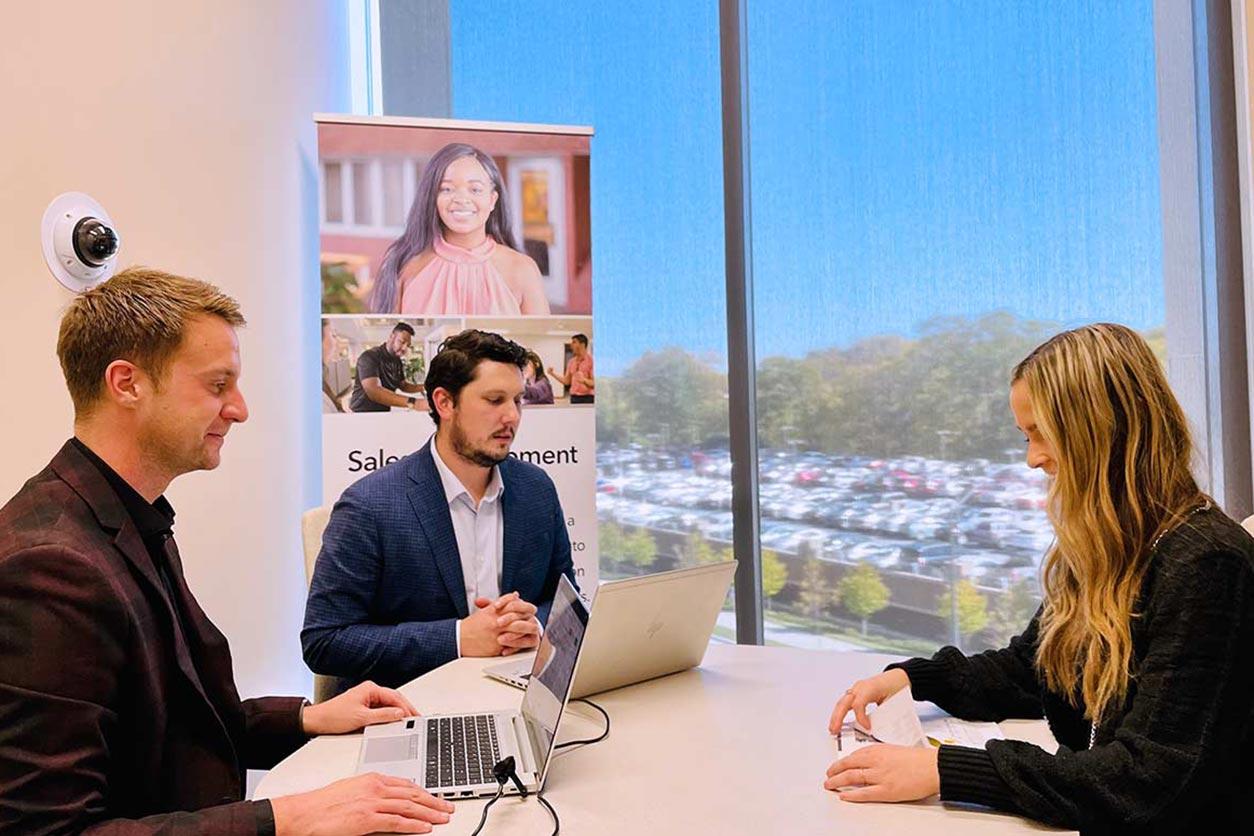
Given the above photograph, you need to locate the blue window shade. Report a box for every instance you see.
[450,1,730,376]
[746,0,1163,355]
[746,0,1164,652]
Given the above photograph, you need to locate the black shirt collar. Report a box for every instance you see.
[71,438,175,539]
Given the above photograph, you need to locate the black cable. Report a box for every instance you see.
[554,698,610,750]
[537,792,560,835]
[471,699,605,836]
[467,782,505,836]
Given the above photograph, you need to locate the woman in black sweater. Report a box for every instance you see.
[824,323,1254,834]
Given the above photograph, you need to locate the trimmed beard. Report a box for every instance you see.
[449,415,511,468]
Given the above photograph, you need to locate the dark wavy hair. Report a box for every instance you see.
[425,329,527,425]
[525,350,548,381]
[369,143,519,313]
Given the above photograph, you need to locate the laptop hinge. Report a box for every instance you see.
[512,713,539,778]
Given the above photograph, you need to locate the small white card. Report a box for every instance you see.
[853,686,929,748]
[838,688,1006,750]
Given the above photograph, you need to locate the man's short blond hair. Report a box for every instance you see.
[57,267,246,414]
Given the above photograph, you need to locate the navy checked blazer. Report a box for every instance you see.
[301,441,576,689]
[0,442,307,836]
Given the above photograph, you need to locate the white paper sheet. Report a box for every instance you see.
[835,687,1006,751]
[920,716,1003,747]
[853,686,929,748]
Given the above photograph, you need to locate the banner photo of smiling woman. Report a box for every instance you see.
[371,143,550,317]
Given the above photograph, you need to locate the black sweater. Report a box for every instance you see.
[892,506,1254,835]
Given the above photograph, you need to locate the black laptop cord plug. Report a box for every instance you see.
[493,755,530,797]
[554,698,610,750]
[468,756,521,836]
[469,756,560,836]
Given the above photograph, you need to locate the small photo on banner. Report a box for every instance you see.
[316,115,597,585]
[464,316,595,408]
[320,315,463,416]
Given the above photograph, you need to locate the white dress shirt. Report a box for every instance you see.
[431,440,505,657]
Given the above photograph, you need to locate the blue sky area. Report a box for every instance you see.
[450,0,1163,376]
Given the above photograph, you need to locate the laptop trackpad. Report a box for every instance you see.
[362,736,412,763]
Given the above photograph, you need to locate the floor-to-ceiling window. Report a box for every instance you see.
[375,0,1207,653]
[743,0,1164,654]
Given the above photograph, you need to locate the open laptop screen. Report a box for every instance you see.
[520,575,588,784]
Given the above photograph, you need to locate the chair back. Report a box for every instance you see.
[300,506,337,703]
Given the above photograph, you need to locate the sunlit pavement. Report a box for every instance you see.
[715,612,867,651]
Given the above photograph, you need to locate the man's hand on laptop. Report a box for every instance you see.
[301,680,419,736]
[460,592,542,656]
[271,772,454,836]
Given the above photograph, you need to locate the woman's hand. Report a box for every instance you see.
[823,744,940,802]
[828,668,910,733]
[301,681,418,736]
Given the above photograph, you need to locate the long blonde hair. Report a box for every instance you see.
[1012,324,1203,722]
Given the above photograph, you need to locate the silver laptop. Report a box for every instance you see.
[485,560,736,698]
[355,575,587,799]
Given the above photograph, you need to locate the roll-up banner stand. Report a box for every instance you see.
[315,115,598,586]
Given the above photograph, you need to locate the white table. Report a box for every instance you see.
[257,646,1073,834]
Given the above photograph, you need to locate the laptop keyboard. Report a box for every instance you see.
[425,714,502,788]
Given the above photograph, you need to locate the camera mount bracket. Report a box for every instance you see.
[41,192,121,292]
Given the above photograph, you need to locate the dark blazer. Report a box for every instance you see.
[302,441,576,689]
[0,442,306,836]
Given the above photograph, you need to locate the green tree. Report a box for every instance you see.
[938,579,990,646]
[761,549,787,609]
[321,262,365,314]
[839,564,891,636]
[906,312,1056,460]
[755,358,825,449]
[796,556,840,620]
[974,577,1041,650]
[594,314,1171,462]
[598,521,627,567]
[614,347,727,447]
[403,351,425,384]
[594,377,635,445]
[623,527,658,570]
[756,312,1059,459]
[678,531,720,567]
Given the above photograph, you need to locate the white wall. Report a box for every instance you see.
[0,2,350,698]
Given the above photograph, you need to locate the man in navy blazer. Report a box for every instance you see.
[302,329,576,690]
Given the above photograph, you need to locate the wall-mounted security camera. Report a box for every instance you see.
[41,192,122,292]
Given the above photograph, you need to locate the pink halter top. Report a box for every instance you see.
[397,235,522,316]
